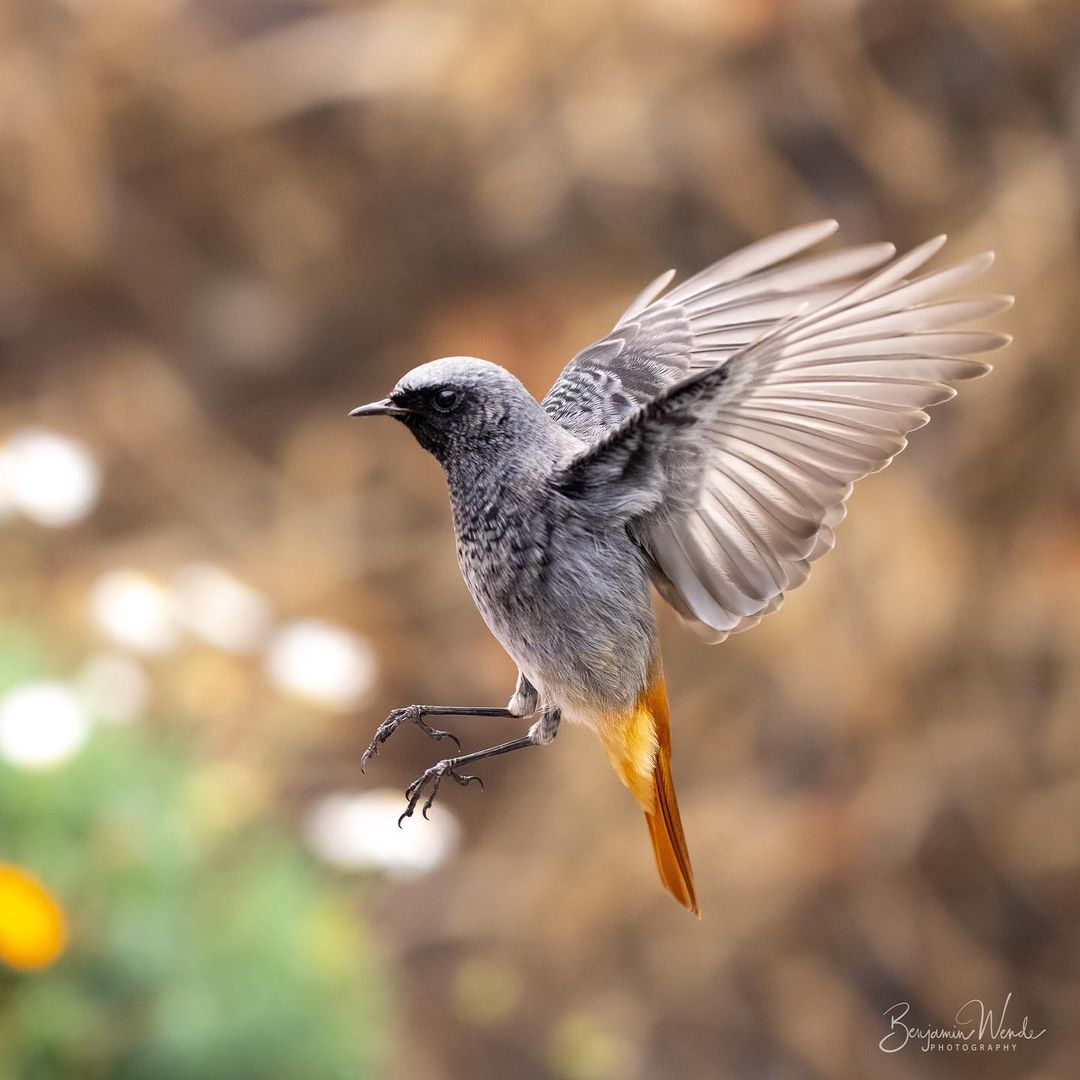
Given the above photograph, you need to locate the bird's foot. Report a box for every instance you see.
[398,759,483,825]
[360,705,462,772]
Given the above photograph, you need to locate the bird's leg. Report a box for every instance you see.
[360,672,538,772]
[399,706,560,825]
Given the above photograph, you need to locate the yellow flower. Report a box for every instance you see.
[0,864,67,970]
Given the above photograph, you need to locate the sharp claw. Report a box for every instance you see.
[360,731,382,770]
[397,811,409,828]
[422,783,441,819]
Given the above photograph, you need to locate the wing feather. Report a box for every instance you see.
[549,235,1010,640]
[542,220,898,443]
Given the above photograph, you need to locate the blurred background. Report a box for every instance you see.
[1,0,1078,1077]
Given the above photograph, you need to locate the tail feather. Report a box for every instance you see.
[600,664,699,917]
[646,740,699,917]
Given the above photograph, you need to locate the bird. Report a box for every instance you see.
[350,220,1010,916]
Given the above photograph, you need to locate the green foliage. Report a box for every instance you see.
[0,711,387,1079]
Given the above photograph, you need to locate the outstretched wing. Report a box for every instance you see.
[552,240,1011,642]
[542,220,899,443]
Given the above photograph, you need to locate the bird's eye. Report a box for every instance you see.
[433,388,460,412]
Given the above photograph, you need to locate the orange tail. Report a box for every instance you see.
[601,664,699,917]
[646,738,699,917]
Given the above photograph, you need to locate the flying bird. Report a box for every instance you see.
[351,221,1010,916]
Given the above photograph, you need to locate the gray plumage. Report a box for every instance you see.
[380,224,1008,704]
[352,221,1010,911]
[389,355,658,724]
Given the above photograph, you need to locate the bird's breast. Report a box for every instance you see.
[451,491,658,720]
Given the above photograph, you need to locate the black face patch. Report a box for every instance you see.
[394,382,476,460]
[401,410,450,458]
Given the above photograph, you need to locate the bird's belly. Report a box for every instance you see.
[456,532,657,723]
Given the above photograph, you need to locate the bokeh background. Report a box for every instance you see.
[1,0,1078,1077]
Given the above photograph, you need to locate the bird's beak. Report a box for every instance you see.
[348,398,411,418]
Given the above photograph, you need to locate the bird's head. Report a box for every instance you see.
[350,356,538,463]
